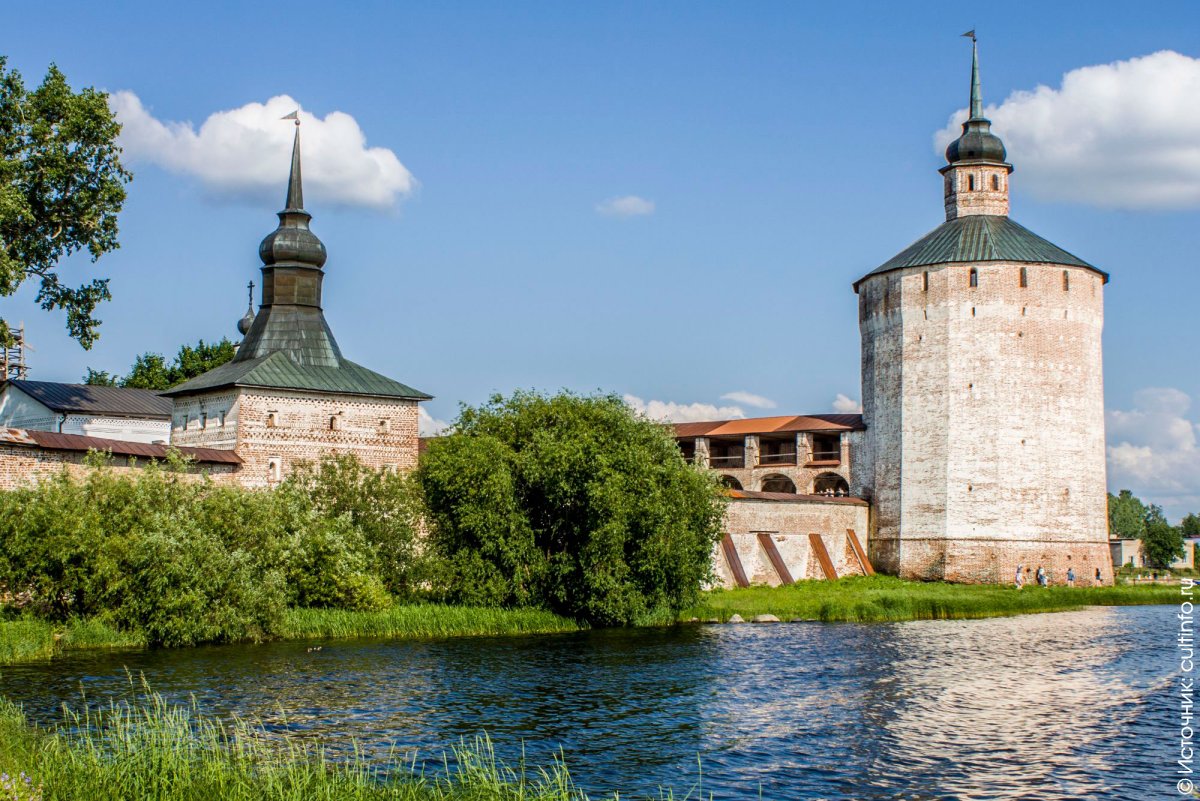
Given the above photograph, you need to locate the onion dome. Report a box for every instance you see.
[237,305,256,336]
[258,126,328,268]
[944,39,1007,165]
[236,280,257,335]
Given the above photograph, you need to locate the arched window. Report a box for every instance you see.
[813,473,850,496]
[969,268,978,288]
[991,174,1000,190]
[922,271,929,292]
[1062,270,1070,291]
[759,474,797,494]
[1019,267,1028,288]
[968,174,976,191]
[719,475,743,490]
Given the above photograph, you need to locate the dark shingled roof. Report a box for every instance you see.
[161,351,431,400]
[4,380,172,418]
[163,127,429,403]
[855,215,1106,289]
[0,427,241,464]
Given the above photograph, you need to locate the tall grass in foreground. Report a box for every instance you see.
[0,689,635,801]
[279,605,583,640]
[681,575,1179,623]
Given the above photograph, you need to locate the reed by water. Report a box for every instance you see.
[0,688,620,801]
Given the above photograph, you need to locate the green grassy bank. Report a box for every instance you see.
[680,575,1179,623]
[0,606,581,667]
[0,692,617,801]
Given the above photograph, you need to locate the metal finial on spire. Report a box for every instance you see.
[966,33,983,120]
[284,124,304,211]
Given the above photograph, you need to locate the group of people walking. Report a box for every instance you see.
[1014,564,1101,589]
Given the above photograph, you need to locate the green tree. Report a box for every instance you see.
[418,391,726,626]
[1142,504,1184,569]
[84,338,237,390]
[0,57,131,349]
[81,367,118,386]
[1107,490,1147,539]
[121,352,173,390]
[1182,513,1200,539]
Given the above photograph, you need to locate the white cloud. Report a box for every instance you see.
[418,407,449,437]
[111,92,416,209]
[832,393,862,414]
[595,195,655,217]
[1106,387,1200,521]
[720,391,777,410]
[624,394,745,423]
[933,50,1200,209]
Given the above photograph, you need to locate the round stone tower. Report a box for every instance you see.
[852,39,1113,585]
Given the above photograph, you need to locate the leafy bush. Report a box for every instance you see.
[418,391,726,626]
[0,450,418,646]
[284,455,423,598]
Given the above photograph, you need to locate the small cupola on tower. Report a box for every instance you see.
[940,34,1012,221]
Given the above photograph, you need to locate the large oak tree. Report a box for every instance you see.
[1,57,130,349]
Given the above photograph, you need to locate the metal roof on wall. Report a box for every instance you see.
[0,427,241,464]
[3,380,172,418]
[674,414,864,439]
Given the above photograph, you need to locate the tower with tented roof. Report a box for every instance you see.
[852,38,1112,585]
[165,122,430,485]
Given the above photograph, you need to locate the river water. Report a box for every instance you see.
[0,605,1174,800]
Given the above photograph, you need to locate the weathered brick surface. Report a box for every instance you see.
[710,498,871,588]
[171,388,420,487]
[0,443,239,490]
[858,259,1110,585]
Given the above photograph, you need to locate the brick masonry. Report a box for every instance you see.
[857,258,1111,586]
[712,497,872,588]
[0,443,238,490]
[171,388,420,487]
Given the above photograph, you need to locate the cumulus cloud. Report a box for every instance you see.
[933,50,1200,208]
[111,92,416,209]
[418,407,450,437]
[1106,387,1200,520]
[596,195,655,217]
[720,391,777,410]
[624,394,745,423]
[832,393,862,414]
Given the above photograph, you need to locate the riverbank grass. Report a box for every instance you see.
[0,618,144,664]
[0,606,579,666]
[0,692,602,801]
[278,604,581,640]
[681,574,1178,623]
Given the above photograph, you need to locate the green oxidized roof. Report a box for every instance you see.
[855,215,1106,289]
[162,351,431,400]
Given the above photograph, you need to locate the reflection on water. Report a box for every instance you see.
[0,605,1173,800]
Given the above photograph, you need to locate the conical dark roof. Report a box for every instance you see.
[854,215,1106,289]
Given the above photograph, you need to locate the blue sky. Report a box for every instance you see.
[4,2,1199,516]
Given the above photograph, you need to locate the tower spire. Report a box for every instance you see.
[968,36,983,120]
[285,120,303,211]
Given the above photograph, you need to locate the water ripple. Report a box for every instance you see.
[0,605,1174,800]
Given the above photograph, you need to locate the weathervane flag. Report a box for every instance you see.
[961,29,976,41]
[281,109,300,125]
